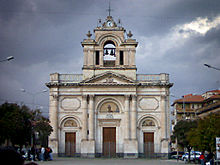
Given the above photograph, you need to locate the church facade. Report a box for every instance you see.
[46,15,173,158]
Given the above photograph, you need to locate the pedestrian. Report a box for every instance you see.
[36,147,41,161]
[30,145,36,161]
[207,151,214,165]
[199,152,205,165]
[40,145,45,161]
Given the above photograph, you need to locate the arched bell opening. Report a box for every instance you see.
[103,40,116,67]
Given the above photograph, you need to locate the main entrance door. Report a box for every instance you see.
[144,132,154,158]
[103,127,116,157]
[65,132,76,156]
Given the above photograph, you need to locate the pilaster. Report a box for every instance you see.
[81,95,88,140]
[124,94,130,140]
[160,95,169,154]
[131,95,137,140]
[88,94,94,140]
[49,93,59,154]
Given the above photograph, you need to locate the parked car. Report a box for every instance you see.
[181,151,201,163]
[170,151,185,159]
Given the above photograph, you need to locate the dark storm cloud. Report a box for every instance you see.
[116,0,220,37]
[0,0,220,116]
[198,27,220,46]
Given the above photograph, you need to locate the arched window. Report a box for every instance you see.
[142,119,155,127]
[103,41,116,67]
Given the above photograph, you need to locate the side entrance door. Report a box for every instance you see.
[65,132,76,156]
[144,132,154,158]
[103,127,116,157]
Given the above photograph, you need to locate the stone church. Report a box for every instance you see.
[46,14,173,158]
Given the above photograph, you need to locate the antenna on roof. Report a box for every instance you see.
[107,1,113,16]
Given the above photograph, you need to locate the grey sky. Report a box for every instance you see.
[0,0,220,117]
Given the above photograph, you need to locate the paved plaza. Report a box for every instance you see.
[27,158,186,165]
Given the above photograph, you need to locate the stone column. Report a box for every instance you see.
[81,94,95,157]
[115,49,119,66]
[83,49,88,67]
[100,50,103,66]
[124,95,130,140]
[82,95,88,140]
[124,94,138,158]
[131,95,137,140]
[88,95,94,140]
[131,49,136,67]
[124,49,129,66]
[49,93,58,154]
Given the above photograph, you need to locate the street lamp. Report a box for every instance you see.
[204,64,220,71]
[20,88,47,110]
[0,56,14,62]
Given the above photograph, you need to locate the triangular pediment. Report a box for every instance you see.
[81,72,136,85]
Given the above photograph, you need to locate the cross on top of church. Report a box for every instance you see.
[107,1,113,16]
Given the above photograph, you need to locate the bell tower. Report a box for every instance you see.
[81,15,138,80]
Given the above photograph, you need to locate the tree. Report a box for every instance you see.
[0,103,30,146]
[32,109,53,146]
[0,102,52,147]
[9,105,32,146]
[173,119,198,161]
[187,113,220,152]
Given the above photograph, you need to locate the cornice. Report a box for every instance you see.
[82,66,137,70]
[45,82,173,88]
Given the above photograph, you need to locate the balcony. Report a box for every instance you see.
[196,101,220,114]
[59,74,83,83]
[48,73,171,85]
[49,73,83,83]
[136,73,170,83]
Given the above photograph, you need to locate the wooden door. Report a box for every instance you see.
[65,132,76,156]
[144,132,154,157]
[103,127,116,157]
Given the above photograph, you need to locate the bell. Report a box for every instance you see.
[104,49,108,55]
[110,49,114,55]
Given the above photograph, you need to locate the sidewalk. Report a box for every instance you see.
[26,158,186,165]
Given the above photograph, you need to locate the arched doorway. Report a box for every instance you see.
[96,98,122,157]
[138,117,160,158]
[142,119,155,158]
[60,118,79,157]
